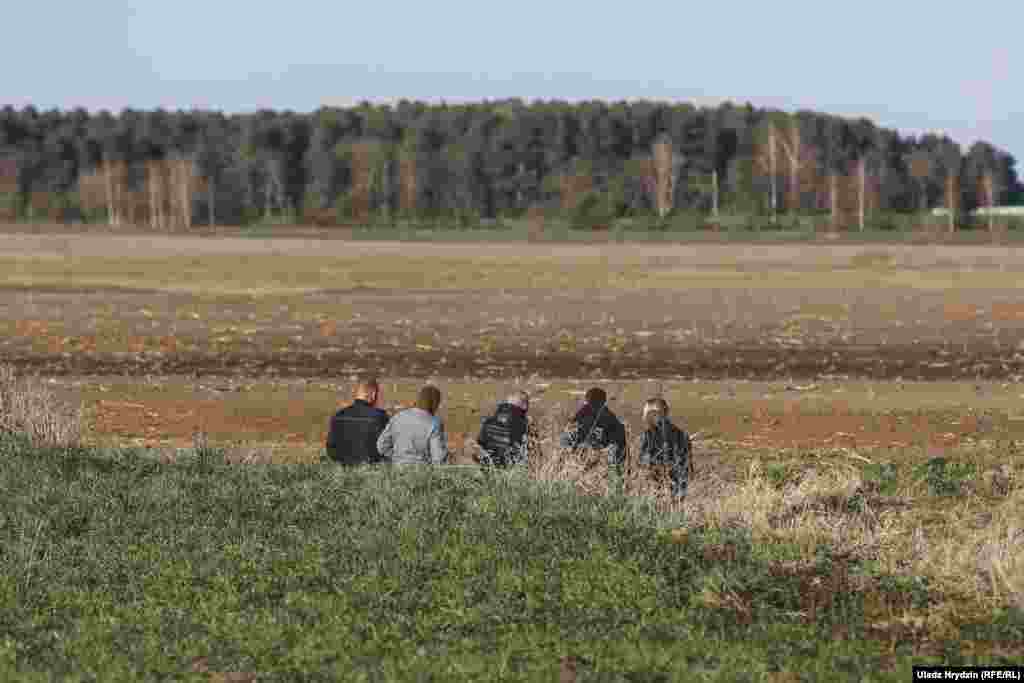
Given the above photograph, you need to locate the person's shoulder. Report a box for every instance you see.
[344,402,388,418]
[391,407,414,422]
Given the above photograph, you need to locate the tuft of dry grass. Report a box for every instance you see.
[680,459,896,562]
[887,487,1024,611]
[0,364,83,448]
[666,454,1023,612]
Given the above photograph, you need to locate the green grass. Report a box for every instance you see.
[2,434,1021,681]
[334,218,1024,244]
[4,251,1024,297]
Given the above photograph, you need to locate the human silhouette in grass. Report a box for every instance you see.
[376,384,449,465]
[325,374,389,465]
[559,387,627,492]
[637,397,693,500]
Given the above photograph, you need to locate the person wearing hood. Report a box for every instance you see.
[637,397,692,500]
[559,387,627,491]
[476,390,535,468]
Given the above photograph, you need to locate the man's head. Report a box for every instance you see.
[584,387,607,407]
[643,397,669,427]
[416,384,443,415]
[504,390,530,412]
[352,374,381,407]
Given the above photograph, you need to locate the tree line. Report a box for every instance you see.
[0,100,1020,230]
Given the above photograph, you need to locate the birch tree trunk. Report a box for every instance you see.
[945,175,956,234]
[982,172,994,234]
[768,126,777,225]
[858,158,866,232]
[181,159,192,230]
[103,162,114,226]
[830,173,838,230]
[208,175,215,227]
[711,169,719,218]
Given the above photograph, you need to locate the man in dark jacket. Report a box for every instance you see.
[325,375,390,465]
[476,390,535,468]
[559,387,627,491]
[638,397,692,500]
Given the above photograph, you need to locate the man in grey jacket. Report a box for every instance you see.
[376,384,449,465]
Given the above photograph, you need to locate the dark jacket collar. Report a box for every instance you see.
[646,416,673,433]
[496,402,527,419]
[575,402,607,421]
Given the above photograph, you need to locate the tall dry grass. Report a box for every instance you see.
[0,364,83,448]
[522,399,1022,613]
[675,456,1022,613]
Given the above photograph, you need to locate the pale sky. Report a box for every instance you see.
[4,0,1019,163]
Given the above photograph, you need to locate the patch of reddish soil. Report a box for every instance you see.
[92,398,310,447]
[717,404,983,450]
[87,392,986,455]
[92,397,480,458]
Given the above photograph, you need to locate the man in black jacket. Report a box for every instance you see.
[638,397,692,500]
[476,390,534,468]
[559,387,627,491]
[325,375,390,465]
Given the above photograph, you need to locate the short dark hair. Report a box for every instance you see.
[352,374,379,397]
[416,385,442,414]
[585,387,607,406]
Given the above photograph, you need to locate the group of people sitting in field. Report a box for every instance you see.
[325,375,693,500]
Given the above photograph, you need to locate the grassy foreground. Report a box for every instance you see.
[3,367,1024,680]
[2,433,1022,682]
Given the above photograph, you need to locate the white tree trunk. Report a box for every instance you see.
[711,169,719,218]
[768,126,777,224]
[946,176,955,234]
[830,173,838,229]
[208,175,215,227]
[858,158,865,232]
[103,163,114,226]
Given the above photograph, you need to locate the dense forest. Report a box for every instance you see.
[0,99,1020,229]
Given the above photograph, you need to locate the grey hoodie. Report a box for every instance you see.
[376,407,449,465]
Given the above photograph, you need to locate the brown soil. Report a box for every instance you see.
[6,342,1024,382]
[6,234,1024,447]
[75,378,1001,455]
[722,405,984,450]
[3,282,1024,381]
[89,393,480,459]
[91,398,311,447]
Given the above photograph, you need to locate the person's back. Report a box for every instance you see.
[638,398,692,499]
[477,392,531,467]
[560,387,627,493]
[325,376,389,465]
[377,385,448,465]
[560,388,625,454]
